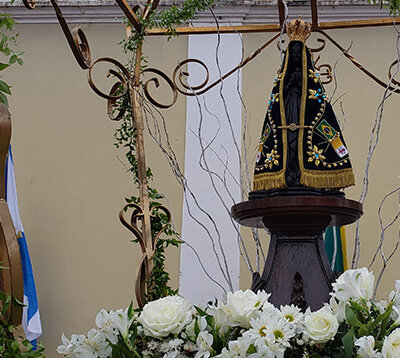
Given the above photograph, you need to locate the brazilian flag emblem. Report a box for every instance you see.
[260,124,271,143]
[316,120,337,140]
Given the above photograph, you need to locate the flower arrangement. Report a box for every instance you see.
[58,268,400,358]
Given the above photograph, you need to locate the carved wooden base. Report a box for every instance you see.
[231,195,363,311]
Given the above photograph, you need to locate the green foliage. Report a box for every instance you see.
[370,0,400,16]
[0,265,45,357]
[114,94,182,303]
[120,0,219,68]
[152,0,219,36]
[115,0,220,305]
[0,13,23,107]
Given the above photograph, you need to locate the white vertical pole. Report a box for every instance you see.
[179,31,243,305]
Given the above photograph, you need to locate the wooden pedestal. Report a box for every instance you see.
[231,196,363,311]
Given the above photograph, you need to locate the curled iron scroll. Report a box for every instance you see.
[88,58,131,100]
[50,0,92,70]
[141,68,178,109]
[120,203,171,308]
[317,29,400,94]
[276,38,326,53]
[119,203,145,251]
[309,38,326,53]
[22,0,35,10]
[107,82,128,121]
[313,55,333,85]
[172,58,210,96]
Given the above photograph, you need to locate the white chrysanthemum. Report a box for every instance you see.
[262,300,280,316]
[355,336,383,358]
[245,314,295,350]
[331,267,375,303]
[280,305,304,324]
[254,291,272,309]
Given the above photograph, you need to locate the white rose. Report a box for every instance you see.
[332,267,375,303]
[139,295,193,338]
[304,306,338,343]
[223,290,265,328]
[383,328,400,358]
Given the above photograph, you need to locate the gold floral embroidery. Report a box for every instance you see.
[265,149,280,169]
[307,145,326,166]
[308,89,327,102]
[308,69,320,83]
[273,73,282,87]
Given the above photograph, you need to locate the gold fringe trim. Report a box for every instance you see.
[300,168,355,189]
[253,171,286,191]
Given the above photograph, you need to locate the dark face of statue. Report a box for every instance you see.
[288,41,303,68]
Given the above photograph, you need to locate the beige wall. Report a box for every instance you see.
[8,23,187,356]
[4,21,400,357]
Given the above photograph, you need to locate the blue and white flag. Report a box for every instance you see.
[5,146,42,344]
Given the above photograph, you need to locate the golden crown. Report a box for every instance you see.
[286,18,311,42]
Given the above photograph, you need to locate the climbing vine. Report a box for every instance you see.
[0,10,23,107]
[114,0,220,304]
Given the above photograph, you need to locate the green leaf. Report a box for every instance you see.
[10,341,19,351]
[127,301,134,320]
[342,326,355,358]
[0,63,9,71]
[194,318,200,336]
[345,305,366,329]
[367,302,393,336]
[0,91,9,107]
[8,54,18,65]
[247,344,257,354]
[310,353,323,358]
[1,47,10,56]
[194,306,207,317]
[0,80,11,95]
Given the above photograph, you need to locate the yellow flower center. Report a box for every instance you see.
[274,330,284,340]
[285,314,294,322]
[259,326,267,337]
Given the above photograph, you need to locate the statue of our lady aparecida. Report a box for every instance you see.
[252,19,355,198]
